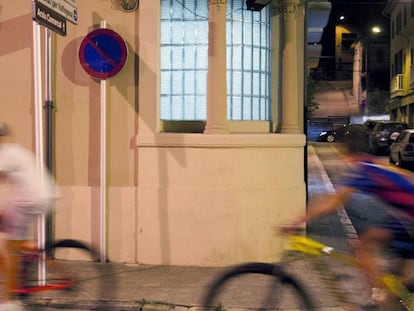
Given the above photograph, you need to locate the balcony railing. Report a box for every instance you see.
[391,74,404,98]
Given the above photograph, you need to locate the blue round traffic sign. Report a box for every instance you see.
[79,28,128,79]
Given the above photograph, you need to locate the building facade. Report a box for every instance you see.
[384,0,414,126]
[0,0,329,266]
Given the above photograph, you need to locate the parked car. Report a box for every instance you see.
[362,120,379,135]
[318,126,343,143]
[389,129,414,168]
[319,124,363,143]
[368,121,409,155]
[307,120,334,142]
[319,129,334,142]
[360,120,385,152]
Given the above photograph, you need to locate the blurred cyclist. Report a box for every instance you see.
[283,126,414,304]
[0,123,57,310]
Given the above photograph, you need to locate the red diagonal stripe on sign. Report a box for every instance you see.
[86,37,117,68]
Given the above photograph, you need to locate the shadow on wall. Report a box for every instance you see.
[0,14,32,57]
[60,19,138,186]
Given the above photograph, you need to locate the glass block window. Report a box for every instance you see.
[160,0,271,121]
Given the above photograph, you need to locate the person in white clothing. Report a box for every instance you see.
[0,123,57,310]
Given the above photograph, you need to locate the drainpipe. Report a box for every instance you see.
[304,0,309,202]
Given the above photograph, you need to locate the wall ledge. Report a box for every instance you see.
[137,133,306,148]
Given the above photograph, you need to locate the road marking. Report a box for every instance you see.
[310,145,360,252]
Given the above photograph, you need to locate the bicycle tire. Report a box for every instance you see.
[20,239,117,311]
[202,262,315,311]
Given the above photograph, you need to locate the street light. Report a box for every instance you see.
[359,25,389,115]
[372,26,381,34]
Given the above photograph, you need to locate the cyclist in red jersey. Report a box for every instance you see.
[284,128,414,304]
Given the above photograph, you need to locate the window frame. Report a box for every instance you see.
[159,0,273,133]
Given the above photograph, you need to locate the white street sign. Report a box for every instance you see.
[35,0,78,24]
[32,1,67,36]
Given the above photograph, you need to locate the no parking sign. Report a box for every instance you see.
[79,28,128,79]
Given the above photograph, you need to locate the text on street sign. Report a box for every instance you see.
[35,0,78,24]
[32,1,67,36]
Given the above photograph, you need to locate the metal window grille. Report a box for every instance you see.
[160,0,271,121]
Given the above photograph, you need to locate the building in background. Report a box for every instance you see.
[310,0,390,121]
[353,28,390,116]
[384,1,414,126]
[307,0,332,72]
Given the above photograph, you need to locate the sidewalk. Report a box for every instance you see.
[27,144,361,310]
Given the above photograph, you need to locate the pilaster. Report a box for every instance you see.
[280,0,302,134]
[204,0,229,134]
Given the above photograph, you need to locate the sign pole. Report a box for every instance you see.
[78,21,128,263]
[32,0,78,277]
[100,20,108,263]
[32,19,46,285]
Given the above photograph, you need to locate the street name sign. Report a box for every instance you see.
[32,1,67,36]
[35,0,78,24]
[79,29,128,79]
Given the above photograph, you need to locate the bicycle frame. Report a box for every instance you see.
[14,245,74,296]
[287,235,414,310]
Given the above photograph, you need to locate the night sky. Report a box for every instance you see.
[320,0,389,57]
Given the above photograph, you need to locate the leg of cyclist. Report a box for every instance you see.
[6,240,24,294]
[358,217,414,306]
[0,202,37,310]
[357,226,391,284]
[356,226,392,304]
[384,219,414,285]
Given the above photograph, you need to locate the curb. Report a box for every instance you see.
[25,299,204,311]
[25,297,347,311]
[25,298,175,310]
[309,144,360,253]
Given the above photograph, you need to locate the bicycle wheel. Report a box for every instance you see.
[20,239,117,311]
[202,262,315,311]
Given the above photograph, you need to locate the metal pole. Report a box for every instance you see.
[45,29,53,172]
[44,28,54,255]
[100,20,108,262]
[32,19,46,285]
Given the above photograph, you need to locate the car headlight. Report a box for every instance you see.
[320,131,327,136]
